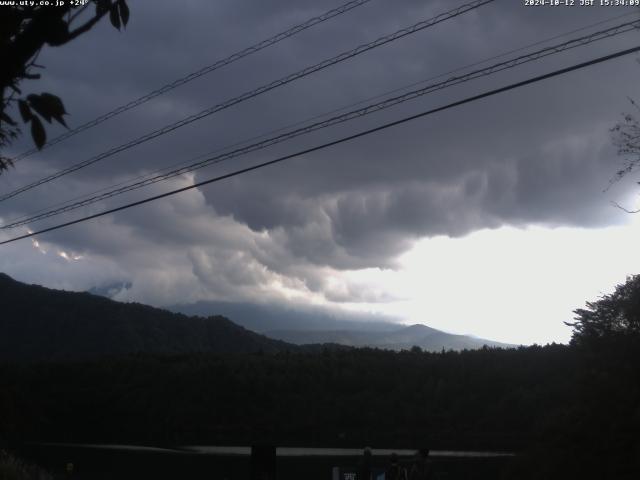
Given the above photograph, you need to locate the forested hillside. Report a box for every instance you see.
[1,274,639,478]
[1,340,638,479]
[0,273,291,360]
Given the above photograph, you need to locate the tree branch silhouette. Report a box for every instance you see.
[0,0,129,173]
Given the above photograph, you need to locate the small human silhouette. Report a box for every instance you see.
[409,449,433,480]
[359,447,373,480]
[386,452,408,480]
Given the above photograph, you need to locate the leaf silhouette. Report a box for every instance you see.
[35,93,68,127]
[18,100,32,123]
[0,156,14,170]
[1,112,17,126]
[95,0,110,15]
[30,116,46,149]
[110,4,121,30]
[118,0,130,27]
[27,94,52,123]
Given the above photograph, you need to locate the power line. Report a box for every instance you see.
[5,18,636,228]
[12,8,632,229]
[11,0,375,161]
[8,9,633,229]
[0,0,495,203]
[2,44,638,247]
[4,18,638,229]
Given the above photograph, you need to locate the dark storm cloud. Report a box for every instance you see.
[1,0,639,305]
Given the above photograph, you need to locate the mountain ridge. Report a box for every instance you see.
[0,273,293,361]
[265,324,513,351]
[0,273,513,362]
[169,300,514,351]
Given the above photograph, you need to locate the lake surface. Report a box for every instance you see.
[17,443,516,479]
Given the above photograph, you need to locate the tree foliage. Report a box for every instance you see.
[0,273,290,362]
[609,96,640,215]
[568,274,640,343]
[611,99,640,184]
[0,451,51,480]
[0,0,130,173]
[0,274,639,478]
[1,343,638,479]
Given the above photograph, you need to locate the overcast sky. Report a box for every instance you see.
[2,0,640,344]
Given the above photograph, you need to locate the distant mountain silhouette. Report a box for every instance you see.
[169,300,514,351]
[169,299,401,333]
[266,324,513,351]
[0,273,293,361]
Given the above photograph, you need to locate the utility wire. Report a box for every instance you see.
[2,44,639,246]
[6,7,635,227]
[0,0,494,203]
[8,9,633,228]
[13,8,636,226]
[4,18,638,229]
[11,0,375,161]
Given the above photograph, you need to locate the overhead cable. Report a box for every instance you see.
[2,44,638,246]
[11,0,376,161]
[0,0,494,203]
[4,18,638,229]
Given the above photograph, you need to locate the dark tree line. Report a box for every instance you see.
[1,275,639,479]
[0,346,572,450]
[0,339,637,479]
